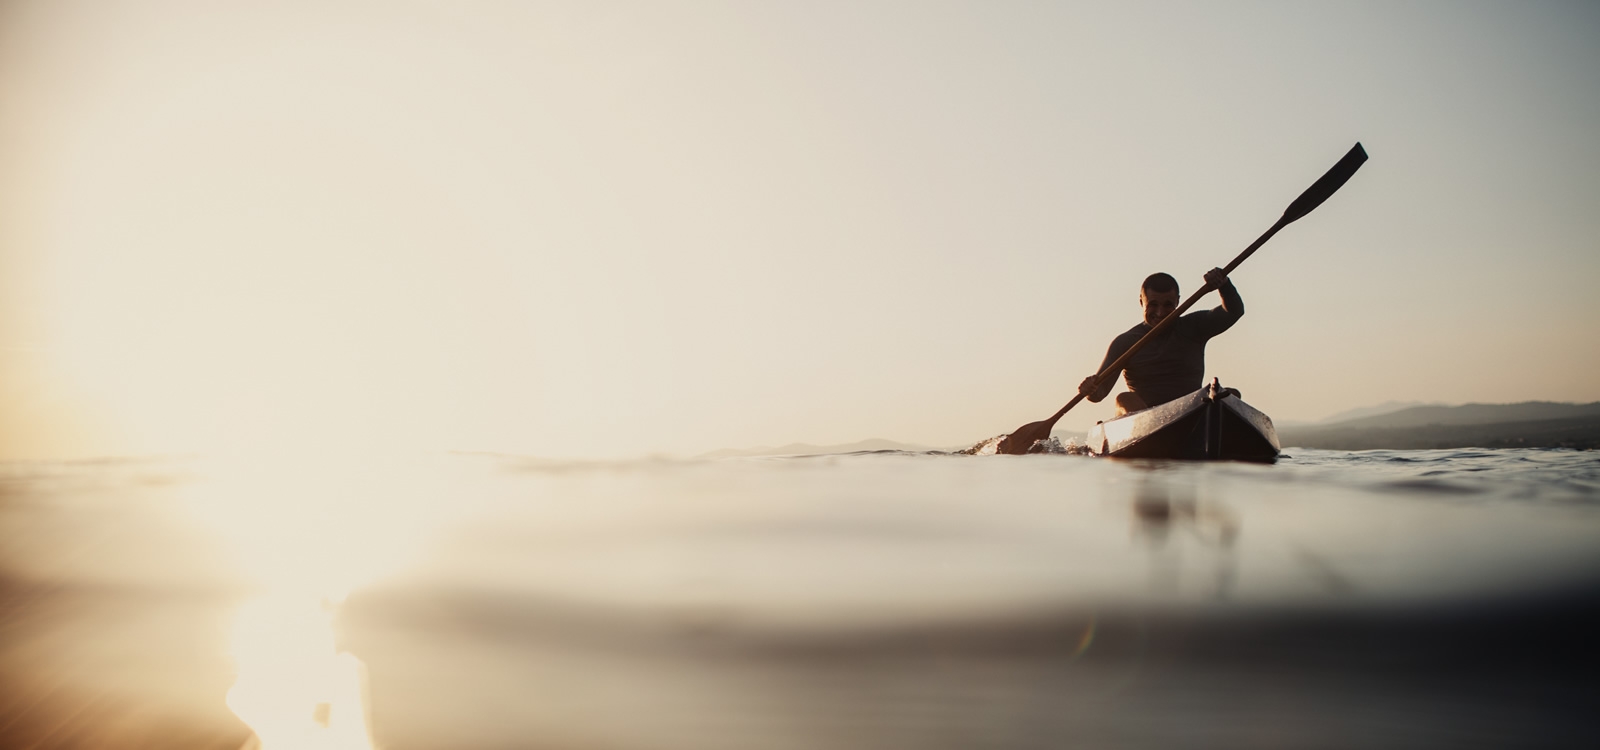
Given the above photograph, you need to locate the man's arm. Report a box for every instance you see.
[1079,336,1131,403]
[1195,267,1243,338]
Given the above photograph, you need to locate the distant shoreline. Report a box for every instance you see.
[1278,416,1600,451]
[1277,401,1600,451]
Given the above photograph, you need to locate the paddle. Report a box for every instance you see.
[990,142,1369,455]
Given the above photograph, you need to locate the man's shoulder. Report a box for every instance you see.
[1177,307,1226,327]
[1178,302,1240,338]
[1111,324,1149,348]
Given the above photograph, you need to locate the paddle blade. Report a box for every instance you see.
[1280,143,1368,224]
[996,419,1055,455]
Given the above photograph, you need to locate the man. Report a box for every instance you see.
[1079,268,1242,416]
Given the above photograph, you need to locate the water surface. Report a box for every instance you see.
[2,448,1597,748]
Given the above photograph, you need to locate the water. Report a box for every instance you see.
[2,448,1598,749]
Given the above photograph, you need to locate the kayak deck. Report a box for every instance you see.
[1086,380,1280,461]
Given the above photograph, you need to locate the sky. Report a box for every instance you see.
[1,0,1597,460]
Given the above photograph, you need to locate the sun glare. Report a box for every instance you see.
[227,595,374,750]
[182,454,457,750]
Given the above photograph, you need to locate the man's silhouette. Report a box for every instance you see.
[1079,268,1242,416]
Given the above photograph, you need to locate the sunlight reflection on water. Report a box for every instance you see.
[226,596,372,750]
[176,453,458,750]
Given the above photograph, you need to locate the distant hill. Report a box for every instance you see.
[1305,401,1438,425]
[1321,401,1600,429]
[1279,401,1600,450]
[699,438,946,459]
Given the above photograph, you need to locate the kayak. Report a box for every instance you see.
[1085,379,1280,461]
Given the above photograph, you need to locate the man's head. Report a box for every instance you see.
[1140,273,1179,326]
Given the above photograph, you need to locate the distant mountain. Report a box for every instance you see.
[1325,401,1600,429]
[1310,401,1439,425]
[699,438,946,459]
[1279,401,1600,450]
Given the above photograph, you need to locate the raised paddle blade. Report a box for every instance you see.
[1280,143,1368,224]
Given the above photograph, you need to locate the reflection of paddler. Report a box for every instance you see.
[1079,268,1242,417]
[1131,479,1239,549]
[1130,477,1240,599]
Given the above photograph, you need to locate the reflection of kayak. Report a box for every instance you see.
[1086,380,1280,461]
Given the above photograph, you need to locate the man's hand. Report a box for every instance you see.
[1078,376,1099,397]
[1203,267,1231,290]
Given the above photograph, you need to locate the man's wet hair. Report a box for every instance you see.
[1142,272,1179,296]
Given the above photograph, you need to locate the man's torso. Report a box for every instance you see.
[1112,312,1225,407]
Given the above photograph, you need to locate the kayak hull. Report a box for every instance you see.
[1085,381,1280,461]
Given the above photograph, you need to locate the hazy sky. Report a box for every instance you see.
[2,0,1598,459]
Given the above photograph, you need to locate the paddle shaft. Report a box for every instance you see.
[1037,217,1288,430]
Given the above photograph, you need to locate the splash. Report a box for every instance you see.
[959,434,1008,455]
[959,435,1081,455]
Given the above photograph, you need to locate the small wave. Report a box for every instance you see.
[1279,448,1600,505]
[1379,478,1486,495]
[783,449,948,459]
